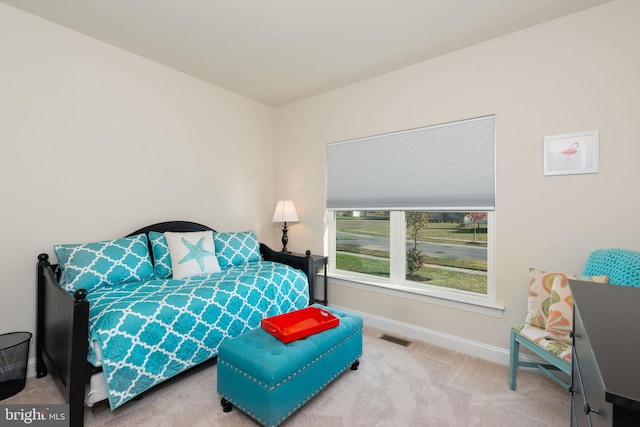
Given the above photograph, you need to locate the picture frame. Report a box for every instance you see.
[544,130,599,176]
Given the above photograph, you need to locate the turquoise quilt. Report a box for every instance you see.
[86,260,309,409]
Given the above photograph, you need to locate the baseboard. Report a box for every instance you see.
[330,303,512,366]
[26,357,37,378]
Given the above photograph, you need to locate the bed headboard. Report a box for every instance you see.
[127,220,214,236]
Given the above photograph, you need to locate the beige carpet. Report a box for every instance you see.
[4,326,569,426]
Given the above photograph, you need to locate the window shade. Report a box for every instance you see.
[326,115,495,211]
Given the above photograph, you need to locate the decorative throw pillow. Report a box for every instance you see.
[525,268,608,328]
[54,233,154,294]
[213,231,261,268]
[165,231,221,279]
[544,275,574,344]
[149,231,172,279]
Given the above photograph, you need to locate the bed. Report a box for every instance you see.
[35,221,314,427]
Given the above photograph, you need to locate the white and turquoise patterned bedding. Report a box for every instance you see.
[86,260,309,409]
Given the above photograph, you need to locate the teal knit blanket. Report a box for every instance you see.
[582,248,640,287]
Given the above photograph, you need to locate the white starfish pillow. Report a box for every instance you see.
[165,231,221,279]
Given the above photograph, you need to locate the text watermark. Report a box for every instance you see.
[1,405,69,426]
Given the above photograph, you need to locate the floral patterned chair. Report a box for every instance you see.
[509,248,640,391]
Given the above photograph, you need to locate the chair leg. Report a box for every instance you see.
[509,329,519,391]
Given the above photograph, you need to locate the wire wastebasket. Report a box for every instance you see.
[0,332,32,400]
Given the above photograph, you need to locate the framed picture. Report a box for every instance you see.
[544,130,599,176]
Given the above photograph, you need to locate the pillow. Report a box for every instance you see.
[149,231,172,279]
[544,275,574,344]
[165,231,221,279]
[525,268,608,328]
[213,231,261,268]
[54,233,154,294]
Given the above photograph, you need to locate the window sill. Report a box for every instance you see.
[326,271,504,318]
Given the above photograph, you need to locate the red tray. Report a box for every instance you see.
[261,307,339,343]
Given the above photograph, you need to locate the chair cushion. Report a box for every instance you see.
[525,268,608,328]
[544,276,574,344]
[513,323,572,363]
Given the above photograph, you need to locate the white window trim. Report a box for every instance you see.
[326,211,502,317]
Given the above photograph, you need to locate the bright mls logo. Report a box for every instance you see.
[1,405,68,426]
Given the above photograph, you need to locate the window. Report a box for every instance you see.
[332,210,490,296]
[335,211,390,279]
[326,116,496,307]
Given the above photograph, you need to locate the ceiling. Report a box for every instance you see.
[2,0,612,106]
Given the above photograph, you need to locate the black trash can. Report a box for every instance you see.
[0,331,32,400]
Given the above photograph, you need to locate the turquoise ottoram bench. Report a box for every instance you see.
[217,305,363,427]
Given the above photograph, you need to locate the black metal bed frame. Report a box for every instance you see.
[36,221,313,427]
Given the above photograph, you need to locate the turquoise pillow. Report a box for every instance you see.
[213,231,261,268]
[149,231,172,279]
[54,233,153,294]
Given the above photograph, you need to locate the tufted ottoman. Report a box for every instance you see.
[217,305,363,426]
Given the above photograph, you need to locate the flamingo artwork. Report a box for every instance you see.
[562,141,579,160]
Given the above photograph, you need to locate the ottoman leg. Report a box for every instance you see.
[351,359,360,370]
[221,398,233,413]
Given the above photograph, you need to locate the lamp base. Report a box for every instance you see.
[280,222,290,253]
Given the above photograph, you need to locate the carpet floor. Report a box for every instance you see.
[4,326,569,426]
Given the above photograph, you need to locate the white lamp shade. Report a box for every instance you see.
[272,200,299,222]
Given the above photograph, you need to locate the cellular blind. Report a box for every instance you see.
[326,115,495,211]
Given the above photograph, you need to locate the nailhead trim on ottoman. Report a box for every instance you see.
[217,305,363,426]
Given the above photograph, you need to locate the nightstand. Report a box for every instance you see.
[293,251,329,306]
[310,252,329,306]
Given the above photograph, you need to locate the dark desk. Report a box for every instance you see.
[570,280,640,427]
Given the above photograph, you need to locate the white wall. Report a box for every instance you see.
[0,4,278,337]
[274,0,640,353]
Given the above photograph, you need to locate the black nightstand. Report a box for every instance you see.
[292,251,329,306]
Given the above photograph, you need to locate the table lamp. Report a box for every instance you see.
[272,200,299,253]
